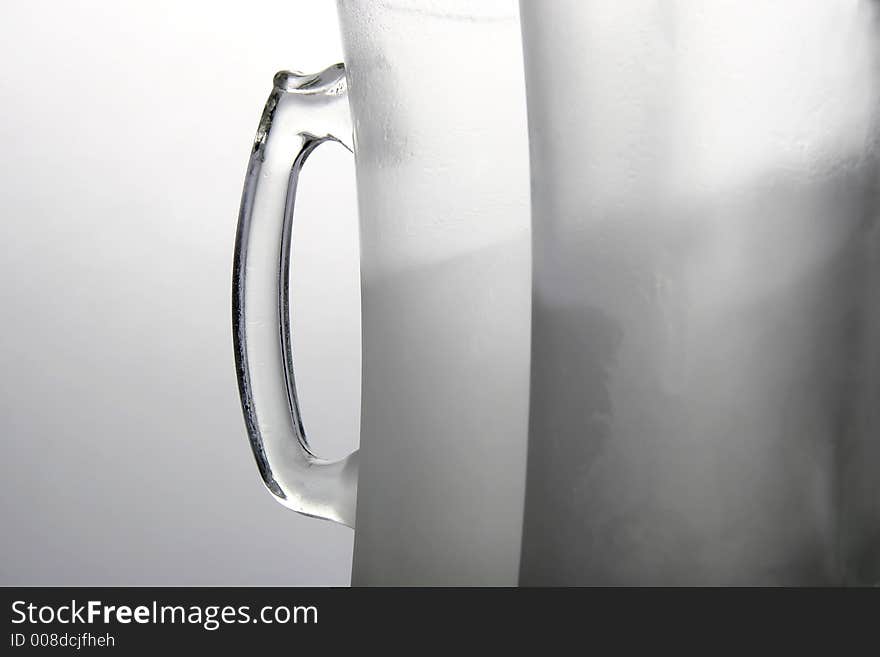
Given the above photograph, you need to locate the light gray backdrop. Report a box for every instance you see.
[0,0,360,585]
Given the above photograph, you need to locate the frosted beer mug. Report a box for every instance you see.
[518,0,880,585]
[234,0,880,586]
[233,0,532,585]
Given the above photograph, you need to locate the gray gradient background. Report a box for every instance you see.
[1,1,360,584]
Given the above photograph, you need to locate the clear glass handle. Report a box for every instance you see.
[233,64,358,527]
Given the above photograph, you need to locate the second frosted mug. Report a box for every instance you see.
[519,0,880,585]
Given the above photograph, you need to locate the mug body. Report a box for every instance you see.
[337,0,532,585]
[519,0,880,585]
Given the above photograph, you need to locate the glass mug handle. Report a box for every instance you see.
[232,64,358,527]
